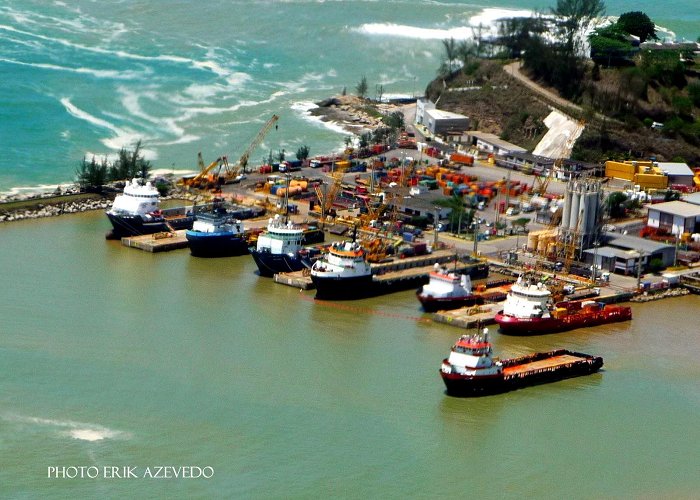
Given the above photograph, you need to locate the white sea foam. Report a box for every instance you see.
[0,183,76,197]
[356,8,539,41]
[61,96,159,158]
[2,413,130,442]
[0,57,143,80]
[151,167,198,177]
[0,23,234,78]
[61,97,123,134]
[291,101,352,136]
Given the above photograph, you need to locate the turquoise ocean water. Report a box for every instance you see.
[2,1,700,498]
[0,0,697,194]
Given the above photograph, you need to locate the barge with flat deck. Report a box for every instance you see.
[440,329,603,396]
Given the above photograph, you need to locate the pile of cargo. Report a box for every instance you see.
[605,160,669,190]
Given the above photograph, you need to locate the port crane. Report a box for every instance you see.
[313,160,348,219]
[180,153,226,189]
[220,114,279,183]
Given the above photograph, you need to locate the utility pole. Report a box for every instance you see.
[591,241,599,285]
[504,170,511,214]
[473,218,480,257]
[636,249,645,291]
[433,206,440,248]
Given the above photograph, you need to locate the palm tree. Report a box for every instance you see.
[442,38,458,74]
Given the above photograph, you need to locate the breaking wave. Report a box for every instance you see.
[1,413,131,442]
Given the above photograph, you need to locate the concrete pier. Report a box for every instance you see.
[432,303,503,329]
[121,231,189,252]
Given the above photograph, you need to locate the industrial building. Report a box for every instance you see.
[415,98,469,137]
[655,162,695,187]
[683,192,700,206]
[463,132,527,156]
[646,200,700,235]
[582,234,675,275]
[495,152,553,174]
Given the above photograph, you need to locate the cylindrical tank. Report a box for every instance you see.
[562,187,572,230]
[527,232,540,252]
[568,183,581,229]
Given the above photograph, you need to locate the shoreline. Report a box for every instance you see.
[0,95,417,223]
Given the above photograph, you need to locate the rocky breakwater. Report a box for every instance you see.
[0,188,112,223]
[309,95,409,134]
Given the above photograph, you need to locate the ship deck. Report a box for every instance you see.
[502,354,586,376]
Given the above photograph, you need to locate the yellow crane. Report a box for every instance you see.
[220,114,279,183]
[313,160,348,219]
[180,153,224,189]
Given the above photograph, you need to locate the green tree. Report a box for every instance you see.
[442,37,458,74]
[375,84,384,103]
[589,23,635,66]
[296,145,310,161]
[617,11,658,43]
[358,132,372,149]
[108,139,151,182]
[435,195,474,234]
[356,75,368,99]
[456,40,481,74]
[496,15,548,59]
[76,156,108,192]
[687,82,700,107]
[552,0,606,32]
[551,0,606,78]
[383,111,405,130]
[605,191,628,218]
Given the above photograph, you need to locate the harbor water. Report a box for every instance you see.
[1,212,699,498]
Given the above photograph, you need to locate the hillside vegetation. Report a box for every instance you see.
[427,3,700,165]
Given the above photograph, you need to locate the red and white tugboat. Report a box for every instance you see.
[494,273,632,335]
[417,263,484,312]
[440,328,604,396]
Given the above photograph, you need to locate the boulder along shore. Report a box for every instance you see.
[1,95,417,223]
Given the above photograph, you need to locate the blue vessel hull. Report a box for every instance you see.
[250,249,318,277]
[185,231,249,257]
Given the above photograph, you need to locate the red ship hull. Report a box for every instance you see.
[495,304,632,335]
[441,350,604,396]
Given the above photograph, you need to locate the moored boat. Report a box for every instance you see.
[185,205,248,257]
[105,178,195,239]
[250,214,323,277]
[310,240,373,299]
[311,239,489,301]
[494,273,632,335]
[417,263,484,312]
[440,329,604,396]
